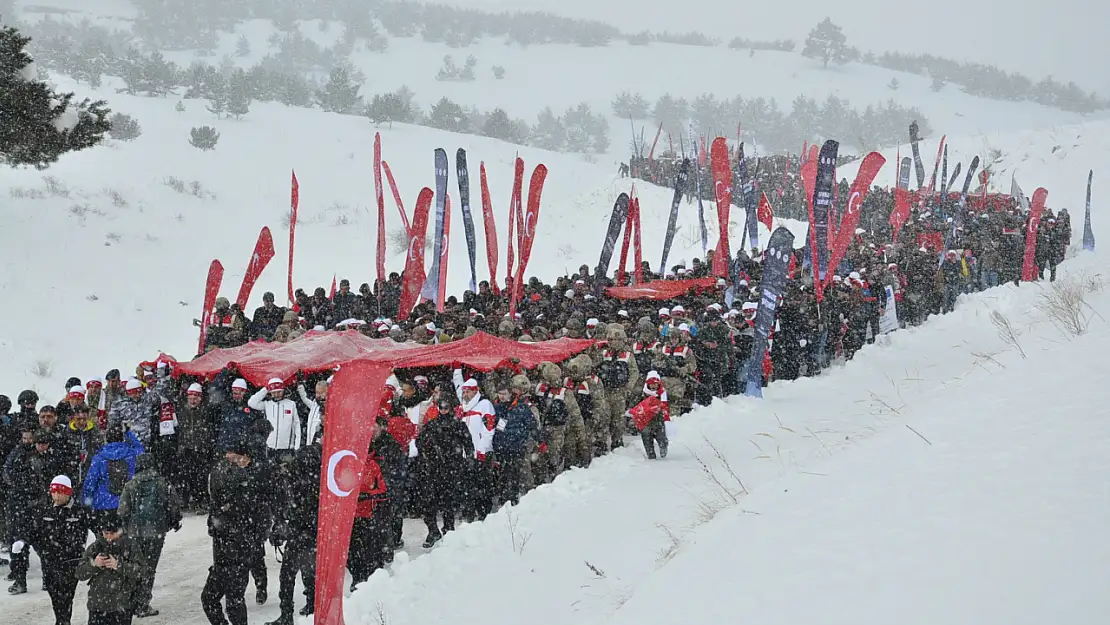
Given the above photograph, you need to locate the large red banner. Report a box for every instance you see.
[197,260,224,354]
[374,133,386,287]
[825,152,886,288]
[235,227,275,310]
[709,137,731,277]
[506,157,523,286]
[380,161,410,236]
[1021,188,1049,281]
[479,162,499,293]
[631,197,644,284]
[397,188,433,320]
[510,164,547,316]
[314,359,392,625]
[616,188,634,285]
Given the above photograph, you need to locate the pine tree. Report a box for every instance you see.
[436,55,459,81]
[189,126,220,151]
[492,65,505,80]
[236,35,251,58]
[459,55,477,81]
[482,108,518,142]
[610,91,633,118]
[802,18,849,69]
[316,65,363,114]
[365,91,417,127]
[628,93,650,120]
[531,107,566,151]
[427,97,467,132]
[107,113,142,141]
[888,77,900,91]
[0,26,111,169]
[175,101,186,113]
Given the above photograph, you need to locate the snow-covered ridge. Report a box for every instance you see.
[342,254,1110,625]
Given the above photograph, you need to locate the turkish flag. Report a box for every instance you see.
[757,191,774,232]
[397,188,434,320]
[315,359,391,625]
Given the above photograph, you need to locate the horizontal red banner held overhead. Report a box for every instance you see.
[605,277,720,301]
[174,330,595,386]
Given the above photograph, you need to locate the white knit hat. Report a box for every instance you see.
[187,383,204,395]
[124,378,142,392]
[231,378,248,390]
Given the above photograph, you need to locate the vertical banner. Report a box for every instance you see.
[1084,170,1096,252]
[736,144,759,252]
[890,157,913,241]
[660,159,690,273]
[197,260,224,354]
[598,193,630,281]
[374,133,386,288]
[690,123,708,254]
[329,274,337,301]
[631,197,644,283]
[397,188,434,320]
[288,170,299,306]
[456,149,478,294]
[710,137,732,277]
[811,140,839,302]
[510,165,547,317]
[315,359,392,625]
[420,149,450,311]
[1021,188,1048,282]
[380,161,411,236]
[825,152,886,288]
[439,195,451,309]
[647,121,663,161]
[235,226,276,311]
[479,162,500,292]
[616,194,634,285]
[909,122,925,189]
[506,157,524,286]
[743,227,796,398]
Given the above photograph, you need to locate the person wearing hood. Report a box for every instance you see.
[37,405,78,478]
[597,325,640,450]
[415,390,473,548]
[491,376,539,506]
[82,426,145,518]
[4,426,69,595]
[533,361,579,483]
[118,454,182,618]
[75,511,147,625]
[34,475,93,625]
[565,355,605,464]
[628,372,671,460]
[107,378,161,446]
[13,390,40,431]
[452,370,496,520]
[64,403,105,491]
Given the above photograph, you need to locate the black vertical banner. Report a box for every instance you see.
[660,159,690,274]
[812,139,839,282]
[743,226,796,398]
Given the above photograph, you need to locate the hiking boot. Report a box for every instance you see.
[265,616,294,625]
[299,604,315,616]
[134,606,160,618]
[659,442,668,459]
[255,587,268,605]
[7,582,26,595]
[422,531,442,549]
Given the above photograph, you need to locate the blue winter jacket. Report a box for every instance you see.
[82,431,145,511]
[492,398,538,458]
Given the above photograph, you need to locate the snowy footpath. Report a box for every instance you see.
[5,256,1108,625]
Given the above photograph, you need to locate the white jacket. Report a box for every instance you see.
[454,369,496,458]
[248,387,302,450]
[297,384,323,445]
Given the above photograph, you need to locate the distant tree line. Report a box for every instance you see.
[613,90,931,154]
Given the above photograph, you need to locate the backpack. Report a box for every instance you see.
[106,458,131,496]
[130,476,176,533]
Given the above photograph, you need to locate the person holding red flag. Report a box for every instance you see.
[628,371,670,460]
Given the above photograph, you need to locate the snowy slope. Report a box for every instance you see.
[334,253,1110,625]
[13,2,1097,146]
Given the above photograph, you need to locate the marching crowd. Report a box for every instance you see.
[2,169,1074,625]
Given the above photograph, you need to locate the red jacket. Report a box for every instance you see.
[355,455,387,518]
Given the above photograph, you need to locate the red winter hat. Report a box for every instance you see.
[49,475,73,496]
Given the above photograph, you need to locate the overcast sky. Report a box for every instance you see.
[438,0,1108,94]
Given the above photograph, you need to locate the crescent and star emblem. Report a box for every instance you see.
[326,449,358,497]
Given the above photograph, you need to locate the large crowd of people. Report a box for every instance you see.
[1,155,1075,625]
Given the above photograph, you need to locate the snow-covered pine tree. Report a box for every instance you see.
[236,35,251,58]
[316,65,362,113]
[107,113,142,141]
[189,126,220,151]
[427,97,467,132]
[801,18,849,69]
[531,107,566,151]
[0,25,111,169]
